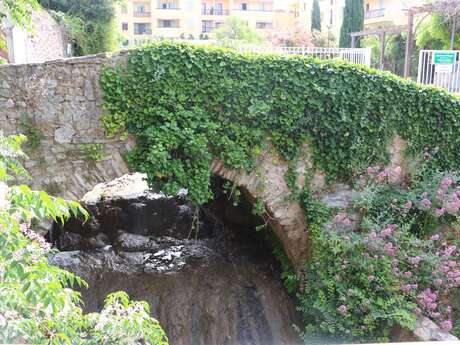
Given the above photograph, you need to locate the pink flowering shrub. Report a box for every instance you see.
[299,165,460,343]
[361,166,460,236]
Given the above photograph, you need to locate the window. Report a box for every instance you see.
[121,5,128,13]
[215,21,224,28]
[329,9,333,25]
[241,3,247,10]
[158,1,179,9]
[256,21,272,29]
[216,3,223,14]
[256,3,269,11]
[158,19,180,28]
[135,4,146,12]
[202,20,213,32]
[134,23,151,34]
[122,22,128,31]
[366,3,370,11]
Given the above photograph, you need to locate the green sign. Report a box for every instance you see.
[433,51,456,65]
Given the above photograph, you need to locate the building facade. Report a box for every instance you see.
[117,0,279,45]
[289,1,312,30]
[318,0,345,41]
[1,10,68,64]
[364,0,425,28]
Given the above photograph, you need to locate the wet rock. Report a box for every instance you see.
[87,233,110,249]
[50,173,303,345]
[59,232,85,251]
[116,231,152,252]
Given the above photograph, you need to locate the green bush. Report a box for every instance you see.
[101,42,460,205]
[0,134,168,345]
[299,164,460,343]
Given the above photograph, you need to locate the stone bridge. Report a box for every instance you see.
[0,53,315,271]
[1,53,458,342]
[0,53,412,272]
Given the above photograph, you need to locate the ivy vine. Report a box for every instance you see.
[100,41,460,205]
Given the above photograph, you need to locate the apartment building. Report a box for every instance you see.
[364,0,425,28]
[289,1,313,30]
[117,0,278,45]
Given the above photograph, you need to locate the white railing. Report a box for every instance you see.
[417,50,460,94]
[239,46,372,67]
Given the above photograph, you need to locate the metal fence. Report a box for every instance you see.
[417,50,460,94]
[238,46,372,67]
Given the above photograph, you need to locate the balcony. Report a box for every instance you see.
[157,3,180,10]
[202,26,214,33]
[134,30,152,35]
[201,8,230,15]
[134,11,151,17]
[364,8,385,20]
[233,7,273,12]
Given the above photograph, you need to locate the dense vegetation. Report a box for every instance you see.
[39,0,120,55]
[101,42,460,204]
[100,42,460,342]
[299,164,460,342]
[0,134,169,345]
[311,0,321,32]
[339,0,364,47]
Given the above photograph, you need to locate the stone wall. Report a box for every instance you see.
[0,53,131,200]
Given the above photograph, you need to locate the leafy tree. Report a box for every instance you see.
[212,16,264,47]
[339,0,364,48]
[311,0,321,32]
[0,0,40,28]
[271,26,313,47]
[417,13,460,50]
[362,34,408,76]
[0,133,169,344]
[312,29,336,47]
[0,0,40,52]
[38,0,121,55]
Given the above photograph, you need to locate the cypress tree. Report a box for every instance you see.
[311,0,321,31]
[339,0,364,47]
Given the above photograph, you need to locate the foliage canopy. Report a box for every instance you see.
[101,42,460,205]
[311,0,321,32]
[339,0,364,47]
[38,0,121,55]
[212,16,263,47]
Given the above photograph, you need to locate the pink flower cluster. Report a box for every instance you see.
[361,222,459,332]
[337,304,348,315]
[416,289,453,331]
[366,165,402,184]
[19,223,51,252]
[412,241,460,331]
[333,212,352,228]
[417,175,460,217]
